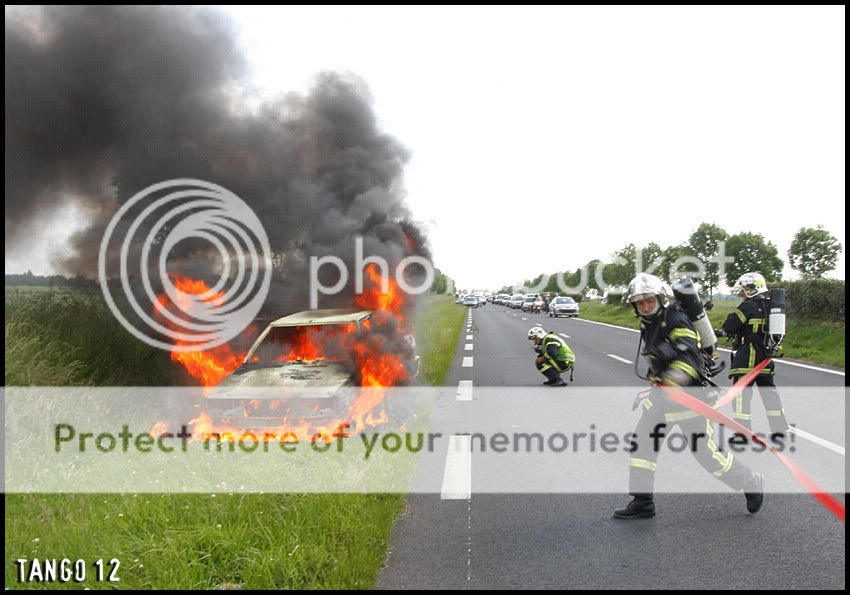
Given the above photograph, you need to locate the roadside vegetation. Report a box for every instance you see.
[575,300,844,369]
[5,287,464,589]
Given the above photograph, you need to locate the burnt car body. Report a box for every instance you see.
[203,308,419,428]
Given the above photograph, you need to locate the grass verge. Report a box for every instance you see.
[5,288,465,589]
[575,301,844,369]
[414,295,467,386]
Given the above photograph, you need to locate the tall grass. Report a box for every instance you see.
[5,287,179,386]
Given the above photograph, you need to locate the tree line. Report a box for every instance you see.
[501,224,842,299]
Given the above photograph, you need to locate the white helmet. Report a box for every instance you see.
[627,273,668,318]
[528,326,547,342]
[732,272,768,299]
[627,273,668,303]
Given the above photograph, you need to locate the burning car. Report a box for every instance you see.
[201,307,419,429]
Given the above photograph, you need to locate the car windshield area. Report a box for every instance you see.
[249,324,357,364]
[555,297,576,304]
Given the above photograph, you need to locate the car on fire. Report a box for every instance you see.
[202,308,419,428]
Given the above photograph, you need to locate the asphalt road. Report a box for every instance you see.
[379,304,846,589]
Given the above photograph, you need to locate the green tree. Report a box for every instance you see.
[583,260,603,291]
[725,232,784,284]
[788,226,842,279]
[605,244,637,287]
[430,268,456,294]
[524,273,546,290]
[651,244,699,283]
[688,223,729,297]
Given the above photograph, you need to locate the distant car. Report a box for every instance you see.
[521,294,537,312]
[205,308,419,428]
[463,295,479,307]
[532,296,546,313]
[549,296,580,318]
[510,294,524,309]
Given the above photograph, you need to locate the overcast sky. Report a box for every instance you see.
[5,6,845,289]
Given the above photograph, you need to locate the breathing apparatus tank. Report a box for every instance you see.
[670,277,717,355]
[766,287,786,355]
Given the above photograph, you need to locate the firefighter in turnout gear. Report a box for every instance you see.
[717,272,789,435]
[614,273,764,519]
[528,326,575,386]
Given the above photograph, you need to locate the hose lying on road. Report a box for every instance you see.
[658,363,845,523]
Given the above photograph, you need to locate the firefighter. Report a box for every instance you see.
[717,272,789,435]
[527,326,575,386]
[614,273,764,519]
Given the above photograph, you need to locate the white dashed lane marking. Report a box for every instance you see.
[441,435,471,499]
[456,380,473,402]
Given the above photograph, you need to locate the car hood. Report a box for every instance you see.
[215,361,353,391]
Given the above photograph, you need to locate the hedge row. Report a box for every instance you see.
[775,279,845,321]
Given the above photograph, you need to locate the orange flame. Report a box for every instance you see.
[154,274,248,386]
[355,264,405,317]
[157,265,414,442]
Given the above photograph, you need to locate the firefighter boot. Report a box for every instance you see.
[744,472,765,514]
[542,367,562,386]
[613,495,655,519]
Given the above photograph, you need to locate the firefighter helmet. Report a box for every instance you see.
[732,272,768,299]
[627,273,668,318]
[528,326,547,342]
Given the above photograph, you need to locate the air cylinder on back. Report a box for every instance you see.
[766,287,786,353]
[671,277,717,354]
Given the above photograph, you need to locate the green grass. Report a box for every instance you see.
[5,287,179,386]
[414,295,467,386]
[5,493,403,589]
[5,288,465,589]
[576,300,845,368]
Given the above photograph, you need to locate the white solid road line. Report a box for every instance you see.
[465,343,473,351]
[456,380,473,402]
[572,317,640,333]
[558,333,570,339]
[788,426,845,456]
[462,357,473,367]
[441,435,472,499]
[607,354,634,365]
[572,317,844,376]
[737,354,845,376]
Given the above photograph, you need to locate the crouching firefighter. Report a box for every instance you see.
[613,273,764,519]
[528,326,575,386]
[716,272,789,436]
